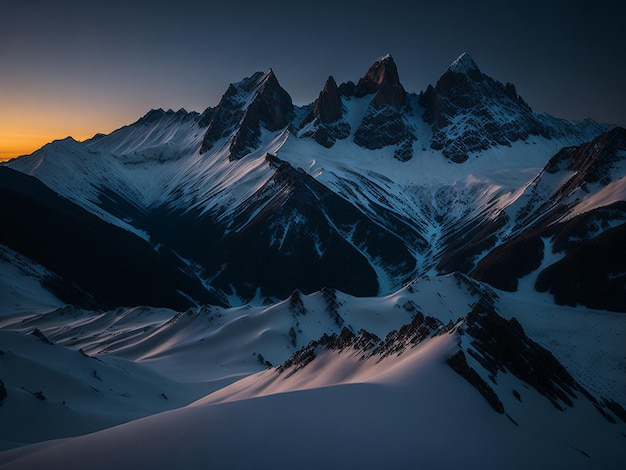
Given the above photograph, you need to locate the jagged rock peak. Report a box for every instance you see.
[140,108,167,122]
[298,75,350,148]
[311,76,343,123]
[200,68,293,157]
[260,68,280,88]
[448,52,480,75]
[352,54,412,156]
[355,53,403,98]
[226,68,280,96]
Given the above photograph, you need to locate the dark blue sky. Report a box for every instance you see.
[1,0,624,158]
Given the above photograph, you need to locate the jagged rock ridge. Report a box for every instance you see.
[275,299,626,425]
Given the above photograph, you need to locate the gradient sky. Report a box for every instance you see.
[1,0,624,161]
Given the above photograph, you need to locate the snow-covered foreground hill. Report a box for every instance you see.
[0,274,624,468]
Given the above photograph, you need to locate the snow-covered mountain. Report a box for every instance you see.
[1,52,625,467]
[3,52,618,310]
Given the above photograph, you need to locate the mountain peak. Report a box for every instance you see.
[448,52,480,75]
[264,68,277,81]
[316,76,342,122]
[298,75,349,148]
[355,53,402,98]
[200,68,293,158]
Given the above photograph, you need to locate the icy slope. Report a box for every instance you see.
[1,312,623,470]
[3,274,623,400]
[87,108,207,163]
[0,245,63,317]
[0,329,211,451]
[0,272,624,465]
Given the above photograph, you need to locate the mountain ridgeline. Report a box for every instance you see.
[3,53,623,311]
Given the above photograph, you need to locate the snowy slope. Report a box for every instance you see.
[0,271,624,466]
[1,309,623,469]
[0,329,213,451]
[2,274,623,400]
[0,245,63,317]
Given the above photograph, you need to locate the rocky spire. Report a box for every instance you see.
[314,76,343,123]
[200,69,293,159]
[305,76,343,124]
[419,52,548,163]
[352,54,413,159]
[356,54,406,109]
[448,52,480,75]
[355,53,403,98]
[298,76,350,148]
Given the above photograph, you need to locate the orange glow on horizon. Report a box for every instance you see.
[0,133,84,162]
[1,111,96,162]
[0,115,118,162]
[0,89,149,163]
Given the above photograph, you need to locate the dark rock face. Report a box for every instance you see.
[535,222,626,311]
[447,349,504,414]
[310,76,343,123]
[338,80,356,97]
[453,304,626,422]
[463,304,580,411]
[352,54,415,160]
[0,378,6,405]
[198,106,214,127]
[544,127,626,190]
[278,311,445,375]
[355,53,403,101]
[200,70,294,160]
[146,155,417,303]
[471,235,545,292]
[419,53,547,163]
[299,76,350,148]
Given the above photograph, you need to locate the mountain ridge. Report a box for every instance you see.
[1,52,620,308]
